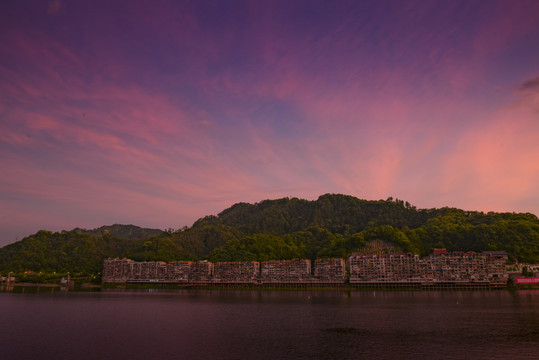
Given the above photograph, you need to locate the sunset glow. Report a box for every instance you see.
[1,0,539,245]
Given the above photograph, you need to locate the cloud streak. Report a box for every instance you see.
[1,0,539,245]
[520,76,539,92]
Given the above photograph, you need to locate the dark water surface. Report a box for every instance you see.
[1,289,538,360]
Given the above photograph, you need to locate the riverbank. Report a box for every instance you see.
[1,282,102,293]
[3,281,538,292]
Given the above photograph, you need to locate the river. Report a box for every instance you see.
[1,289,538,359]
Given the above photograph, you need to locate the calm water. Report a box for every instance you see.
[1,289,538,360]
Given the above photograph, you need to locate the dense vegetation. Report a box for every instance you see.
[1,194,539,276]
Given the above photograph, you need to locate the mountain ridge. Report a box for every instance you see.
[1,194,538,275]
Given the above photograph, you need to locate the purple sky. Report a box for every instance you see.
[1,0,539,246]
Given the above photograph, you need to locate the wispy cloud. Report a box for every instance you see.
[47,0,62,15]
[1,0,539,244]
[520,76,539,92]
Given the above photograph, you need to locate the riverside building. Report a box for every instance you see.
[188,260,214,283]
[314,258,346,283]
[349,253,421,283]
[103,249,509,288]
[419,249,508,285]
[349,249,508,287]
[103,258,344,285]
[260,259,312,283]
[212,261,259,284]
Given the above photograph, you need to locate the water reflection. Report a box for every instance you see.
[1,289,538,360]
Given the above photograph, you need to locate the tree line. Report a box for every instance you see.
[1,194,538,276]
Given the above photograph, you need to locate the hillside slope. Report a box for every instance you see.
[1,195,538,275]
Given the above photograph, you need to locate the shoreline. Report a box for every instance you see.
[4,282,537,292]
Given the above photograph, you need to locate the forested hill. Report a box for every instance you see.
[72,224,163,240]
[1,194,539,275]
[200,195,453,235]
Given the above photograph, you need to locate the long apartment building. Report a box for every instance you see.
[260,259,311,283]
[165,261,192,282]
[314,258,346,282]
[349,249,508,285]
[420,249,508,285]
[103,258,346,284]
[349,253,421,283]
[102,259,194,283]
[212,261,259,284]
[189,260,214,283]
[103,249,508,286]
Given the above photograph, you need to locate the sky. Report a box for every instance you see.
[1,0,539,246]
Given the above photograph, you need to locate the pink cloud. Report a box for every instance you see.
[47,0,62,15]
[2,1,539,245]
[434,92,539,212]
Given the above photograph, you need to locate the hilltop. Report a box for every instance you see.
[72,224,163,240]
[1,194,538,276]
